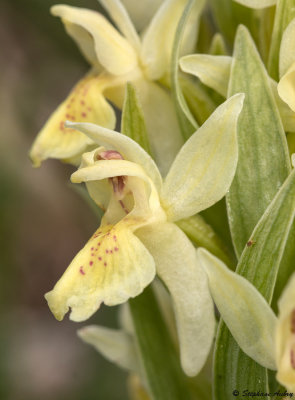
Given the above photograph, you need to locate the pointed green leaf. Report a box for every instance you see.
[227,25,290,257]
[209,33,228,56]
[267,0,295,80]
[171,0,200,140]
[214,167,295,400]
[121,82,151,155]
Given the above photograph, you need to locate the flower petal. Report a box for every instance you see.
[278,62,295,112]
[72,159,165,224]
[276,273,295,391]
[66,120,163,192]
[198,248,277,370]
[30,72,115,166]
[233,0,276,8]
[78,325,139,371]
[141,0,188,80]
[162,94,244,221]
[137,222,215,376]
[51,5,138,75]
[98,0,141,51]
[279,18,295,78]
[45,223,156,322]
[270,78,295,132]
[133,79,184,176]
[180,54,231,97]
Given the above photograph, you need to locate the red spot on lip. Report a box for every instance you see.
[79,266,85,275]
[106,249,109,254]
[110,250,113,254]
[89,261,93,266]
[104,262,107,266]
[87,107,92,111]
[80,100,85,105]
[98,257,102,261]
[114,247,119,251]
[291,349,295,369]
[91,247,94,250]
[81,112,87,118]
[113,235,117,241]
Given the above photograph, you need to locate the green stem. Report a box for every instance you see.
[129,286,191,400]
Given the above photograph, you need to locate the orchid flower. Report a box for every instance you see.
[198,248,295,391]
[44,93,244,376]
[30,0,204,174]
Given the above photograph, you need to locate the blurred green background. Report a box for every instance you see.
[0,0,129,398]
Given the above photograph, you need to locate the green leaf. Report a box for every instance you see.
[121,82,151,155]
[267,0,295,80]
[129,286,191,400]
[171,0,199,140]
[227,25,290,257]
[176,214,235,268]
[214,167,295,400]
[209,33,228,56]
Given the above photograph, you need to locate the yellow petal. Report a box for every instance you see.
[71,159,164,223]
[279,18,295,78]
[133,79,184,175]
[98,0,141,51]
[141,0,188,80]
[30,72,115,166]
[45,223,156,322]
[198,248,277,371]
[276,273,295,392]
[67,121,163,192]
[278,62,295,112]
[51,5,138,75]
[137,222,215,376]
[162,94,244,221]
[78,325,139,372]
[234,0,276,8]
[180,54,231,97]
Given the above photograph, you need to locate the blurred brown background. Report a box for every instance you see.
[0,0,128,398]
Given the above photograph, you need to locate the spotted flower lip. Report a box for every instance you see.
[44,93,244,376]
[29,0,205,174]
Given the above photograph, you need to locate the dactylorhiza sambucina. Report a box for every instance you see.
[30,0,205,174]
[44,94,244,376]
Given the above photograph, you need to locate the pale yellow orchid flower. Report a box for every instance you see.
[44,94,244,376]
[198,248,295,391]
[30,0,204,174]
